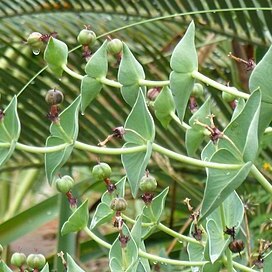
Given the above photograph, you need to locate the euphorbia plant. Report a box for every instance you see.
[0,20,272,272]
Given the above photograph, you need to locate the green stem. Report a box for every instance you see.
[83,227,208,267]
[191,70,250,100]
[232,261,258,272]
[152,143,242,170]
[157,223,203,246]
[138,79,170,87]
[170,112,191,130]
[250,165,272,194]
[62,64,84,80]
[99,76,122,88]
[122,214,154,227]
[16,142,68,153]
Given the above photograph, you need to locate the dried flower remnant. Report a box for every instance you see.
[228,52,256,71]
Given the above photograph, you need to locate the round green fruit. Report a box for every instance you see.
[27,253,46,270]
[27,32,43,51]
[77,29,96,46]
[191,83,204,98]
[107,38,123,54]
[45,89,64,105]
[110,197,127,211]
[10,252,26,267]
[55,175,74,193]
[139,174,157,192]
[92,162,112,181]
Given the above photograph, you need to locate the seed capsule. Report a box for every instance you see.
[229,239,245,253]
[26,253,46,270]
[222,91,236,103]
[10,252,26,267]
[55,175,75,193]
[107,38,123,55]
[191,83,204,98]
[91,162,112,181]
[110,197,127,211]
[45,89,64,105]
[27,32,43,52]
[77,29,96,46]
[139,174,157,192]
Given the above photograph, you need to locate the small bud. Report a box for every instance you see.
[77,29,96,46]
[110,197,127,211]
[27,253,46,270]
[139,173,157,192]
[92,162,112,181]
[107,38,123,55]
[55,175,74,193]
[147,87,161,101]
[10,252,26,267]
[45,89,64,105]
[27,32,43,51]
[191,83,204,98]
[229,239,245,254]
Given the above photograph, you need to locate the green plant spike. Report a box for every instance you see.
[44,37,68,77]
[170,21,198,123]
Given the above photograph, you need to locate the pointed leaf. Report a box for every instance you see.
[85,40,108,78]
[170,72,195,122]
[80,76,103,114]
[206,192,244,263]
[170,21,197,73]
[0,261,13,272]
[44,37,68,77]
[109,257,122,271]
[118,43,145,106]
[153,86,175,128]
[200,149,251,220]
[40,263,49,272]
[124,89,155,144]
[45,97,80,184]
[66,253,85,272]
[61,199,89,235]
[219,90,261,162]
[121,142,152,198]
[249,44,272,137]
[109,224,138,271]
[185,97,211,156]
[0,96,20,167]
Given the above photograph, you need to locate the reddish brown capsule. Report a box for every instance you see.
[229,239,244,254]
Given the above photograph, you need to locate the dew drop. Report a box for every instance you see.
[32,49,40,55]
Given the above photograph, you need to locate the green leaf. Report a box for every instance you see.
[61,199,89,235]
[169,21,197,122]
[169,72,195,123]
[170,21,197,73]
[219,90,261,162]
[249,44,272,137]
[121,141,152,198]
[85,40,108,78]
[206,192,244,263]
[118,43,145,106]
[80,76,103,114]
[142,187,169,225]
[153,86,175,128]
[44,37,68,77]
[45,97,80,184]
[66,253,86,272]
[90,177,126,229]
[109,223,138,271]
[40,263,49,272]
[185,97,211,156]
[109,257,122,271]
[0,96,20,167]
[0,260,13,272]
[264,250,272,272]
[124,89,155,144]
[200,149,252,220]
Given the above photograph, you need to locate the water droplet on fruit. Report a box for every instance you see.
[32,49,40,55]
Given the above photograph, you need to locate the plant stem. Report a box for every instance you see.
[15,142,68,153]
[250,165,272,194]
[99,76,122,88]
[157,223,203,246]
[122,214,154,227]
[152,143,242,170]
[138,79,170,87]
[170,112,191,130]
[83,227,208,266]
[62,64,84,80]
[191,70,250,100]
[232,260,258,272]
